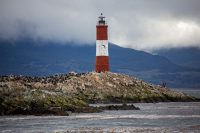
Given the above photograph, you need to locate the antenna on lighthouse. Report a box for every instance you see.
[95,13,109,72]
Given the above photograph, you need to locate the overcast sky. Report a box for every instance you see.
[0,0,200,51]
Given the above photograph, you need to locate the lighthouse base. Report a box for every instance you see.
[96,56,109,72]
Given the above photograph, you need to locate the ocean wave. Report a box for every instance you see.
[71,114,200,120]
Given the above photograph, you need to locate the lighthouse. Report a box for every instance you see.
[96,13,109,72]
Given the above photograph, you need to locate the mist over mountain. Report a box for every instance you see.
[1,0,200,50]
[154,47,200,69]
[0,39,200,88]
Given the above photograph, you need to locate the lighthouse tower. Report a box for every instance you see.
[96,13,109,72]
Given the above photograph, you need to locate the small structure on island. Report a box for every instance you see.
[95,13,109,72]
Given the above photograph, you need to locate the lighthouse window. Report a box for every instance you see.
[99,20,105,25]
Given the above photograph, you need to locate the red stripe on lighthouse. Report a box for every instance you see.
[96,56,109,72]
[96,25,108,40]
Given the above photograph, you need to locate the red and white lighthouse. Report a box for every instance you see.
[96,13,109,72]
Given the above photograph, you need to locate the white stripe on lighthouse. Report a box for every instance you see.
[96,40,108,56]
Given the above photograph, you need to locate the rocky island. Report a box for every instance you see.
[0,72,197,115]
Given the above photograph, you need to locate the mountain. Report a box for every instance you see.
[153,47,200,69]
[0,39,200,88]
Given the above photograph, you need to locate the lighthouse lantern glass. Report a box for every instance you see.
[98,16,106,25]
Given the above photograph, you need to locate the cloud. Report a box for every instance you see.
[0,0,200,50]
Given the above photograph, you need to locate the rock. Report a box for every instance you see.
[99,103,140,110]
[0,72,198,115]
[48,107,68,116]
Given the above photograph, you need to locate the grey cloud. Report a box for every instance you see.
[0,0,200,50]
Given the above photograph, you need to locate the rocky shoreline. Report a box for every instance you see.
[0,72,197,115]
[98,103,140,110]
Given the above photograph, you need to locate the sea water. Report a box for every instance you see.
[0,90,200,132]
